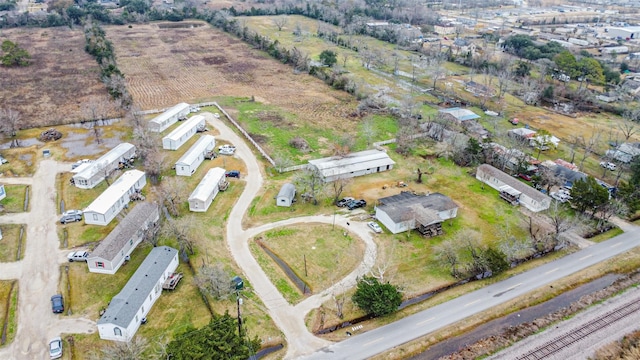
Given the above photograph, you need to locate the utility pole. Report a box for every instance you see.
[236,291,243,337]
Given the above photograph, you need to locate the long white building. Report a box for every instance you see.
[84,170,147,226]
[175,135,215,176]
[162,115,205,151]
[188,167,226,212]
[149,103,190,133]
[308,149,395,182]
[72,143,136,189]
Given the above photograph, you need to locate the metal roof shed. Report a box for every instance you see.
[162,115,205,151]
[308,149,395,182]
[438,107,481,122]
[149,103,190,133]
[188,167,226,212]
[84,170,147,226]
[276,183,296,207]
[175,135,216,176]
[72,143,136,189]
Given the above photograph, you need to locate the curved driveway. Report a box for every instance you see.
[203,113,378,359]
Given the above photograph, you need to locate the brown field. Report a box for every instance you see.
[0,28,112,127]
[104,21,358,129]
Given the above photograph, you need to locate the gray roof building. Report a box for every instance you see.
[98,246,178,329]
[308,149,395,182]
[377,192,458,223]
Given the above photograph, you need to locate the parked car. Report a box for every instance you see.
[336,197,355,207]
[51,294,64,314]
[67,251,89,262]
[550,191,571,203]
[600,161,616,171]
[518,173,532,181]
[218,144,236,152]
[219,148,235,155]
[367,221,383,233]
[347,199,367,210]
[60,214,82,224]
[49,337,62,359]
[509,118,519,125]
[225,170,240,178]
[71,159,92,170]
[62,209,83,218]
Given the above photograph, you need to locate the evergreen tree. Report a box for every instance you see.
[352,276,402,317]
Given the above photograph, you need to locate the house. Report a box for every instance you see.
[375,192,458,236]
[97,246,179,341]
[276,183,296,207]
[149,103,190,133]
[72,143,136,189]
[175,135,215,176]
[599,45,630,54]
[162,115,206,150]
[87,202,160,275]
[531,134,560,149]
[308,149,395,183]
[507,128,537,143]
[476,164,551,212]
[84,170,147,226]
[483,142,538,172]
[188,167,226,212]
[606,27,640,40]
[438,107,481,123]
[434,24,456,35]
[606,142,640,163]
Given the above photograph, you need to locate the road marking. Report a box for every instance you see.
[464,299,481,307]
[579,254,593,260]
[610,242,623,248]
[416,317,436,326]
[506,283,523,290]
[363,337,384,346]
[545,268,559,275]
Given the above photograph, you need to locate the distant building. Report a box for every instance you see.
[438,107,481,123]
[308,149,395,183]
[162,115,206,151]
[72,143,136,189]
[276,183,296,207]
[97,246,179,341]
[599,46,630,54]
[175,135,215,176]
[149,103,190,133]
[188,167,227,212]
[607,142,640,163]
[606,27,640,40]
[375,192,458,236]
[476,164,551,212]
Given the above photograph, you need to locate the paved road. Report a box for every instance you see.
[301,227,640,360]
[0,161,95,360]
[203,113,378,359]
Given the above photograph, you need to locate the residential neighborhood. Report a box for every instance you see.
[2,0,640,359]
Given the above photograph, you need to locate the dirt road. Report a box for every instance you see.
[0,160,95,359]
[203,112,378,359]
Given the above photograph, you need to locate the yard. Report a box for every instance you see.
[0,280,18,347]
[249,224,365,304]
[0,185,28,213]
[0,225,26,262]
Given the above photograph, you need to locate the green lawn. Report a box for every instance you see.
[0,224,26,262]
[0,185,28,213]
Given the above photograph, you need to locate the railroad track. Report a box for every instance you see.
[516,296,640,360]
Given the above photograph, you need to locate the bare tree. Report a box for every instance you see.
[144,148,166,185]
[566,135,582,164]
[578,131,601,171]
[98,336,149,360]
[495,67,513,99]
[361,117,377,147]
[160,216,197,257]
[619,116,638,142]
[436,239,462,279]
[546,200,581,248]
[82,97,113,144]
[331,175,351,204]
[273,16,288,31]
[194,262,233,300]
[158,177,187,217]
[340,52,349,68]
[0,109,22,148]
[294,167,324,205]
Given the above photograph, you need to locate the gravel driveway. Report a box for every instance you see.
[0,160,95,359]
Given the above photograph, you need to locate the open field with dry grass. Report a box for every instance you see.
[0,280,18,347]
[0,28,113,127]
[0,225,26,262]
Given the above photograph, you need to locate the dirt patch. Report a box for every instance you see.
[0,28,113,127]
[105,22,357,130]
[256,111,295,130]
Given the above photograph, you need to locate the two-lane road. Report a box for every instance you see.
[302,228,640,359]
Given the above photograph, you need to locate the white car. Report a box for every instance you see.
[67,251,89,262]
[367,222,383,233]
[218,144,236,152]
[600,162,616,171]
[62,209,83,218]
[49,337,62,359]
[219,148,235,155]
[550,191,571,203]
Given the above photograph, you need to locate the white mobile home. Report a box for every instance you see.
[72,143,136,189]
[87,202,160,275]
[84,170,147,226]
[188,167,226,212]
[149,103,190,133]
[175,135,215,176]
[476,164,551,212]
[308,149,395,182]
[276,183,296,207]
[162,115,205,150]
[97,246,179,341]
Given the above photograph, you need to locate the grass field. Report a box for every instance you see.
[0,28,113,127]
[0,280,18,347]
[0,185,28,213]
[0,225,26,262]
[250,224,365,303]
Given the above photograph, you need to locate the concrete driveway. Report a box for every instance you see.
[0,160,95,359]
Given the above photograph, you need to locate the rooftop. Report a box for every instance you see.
[189,167,226,202]
[73,143,135,180]
[377,192,458,223]
[97,246,178,328]
[149,102,189,126]
[176,135,215,166]
[89,202,159,261]
[477,164,550,203]
[163,115,205,142]
[308,149,395,177]
[438,107,481,122]
[84,170,146,214]
[277,183,296,199]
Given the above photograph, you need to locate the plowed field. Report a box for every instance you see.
[0,28,111,127]
[105,21,358,129]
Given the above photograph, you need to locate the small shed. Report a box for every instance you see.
[162,115,205,151]
[276,183,296,207]
[149,103,190,133]
[175,135,215,176]
[438,107,481,123]
[188,167,226,212]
